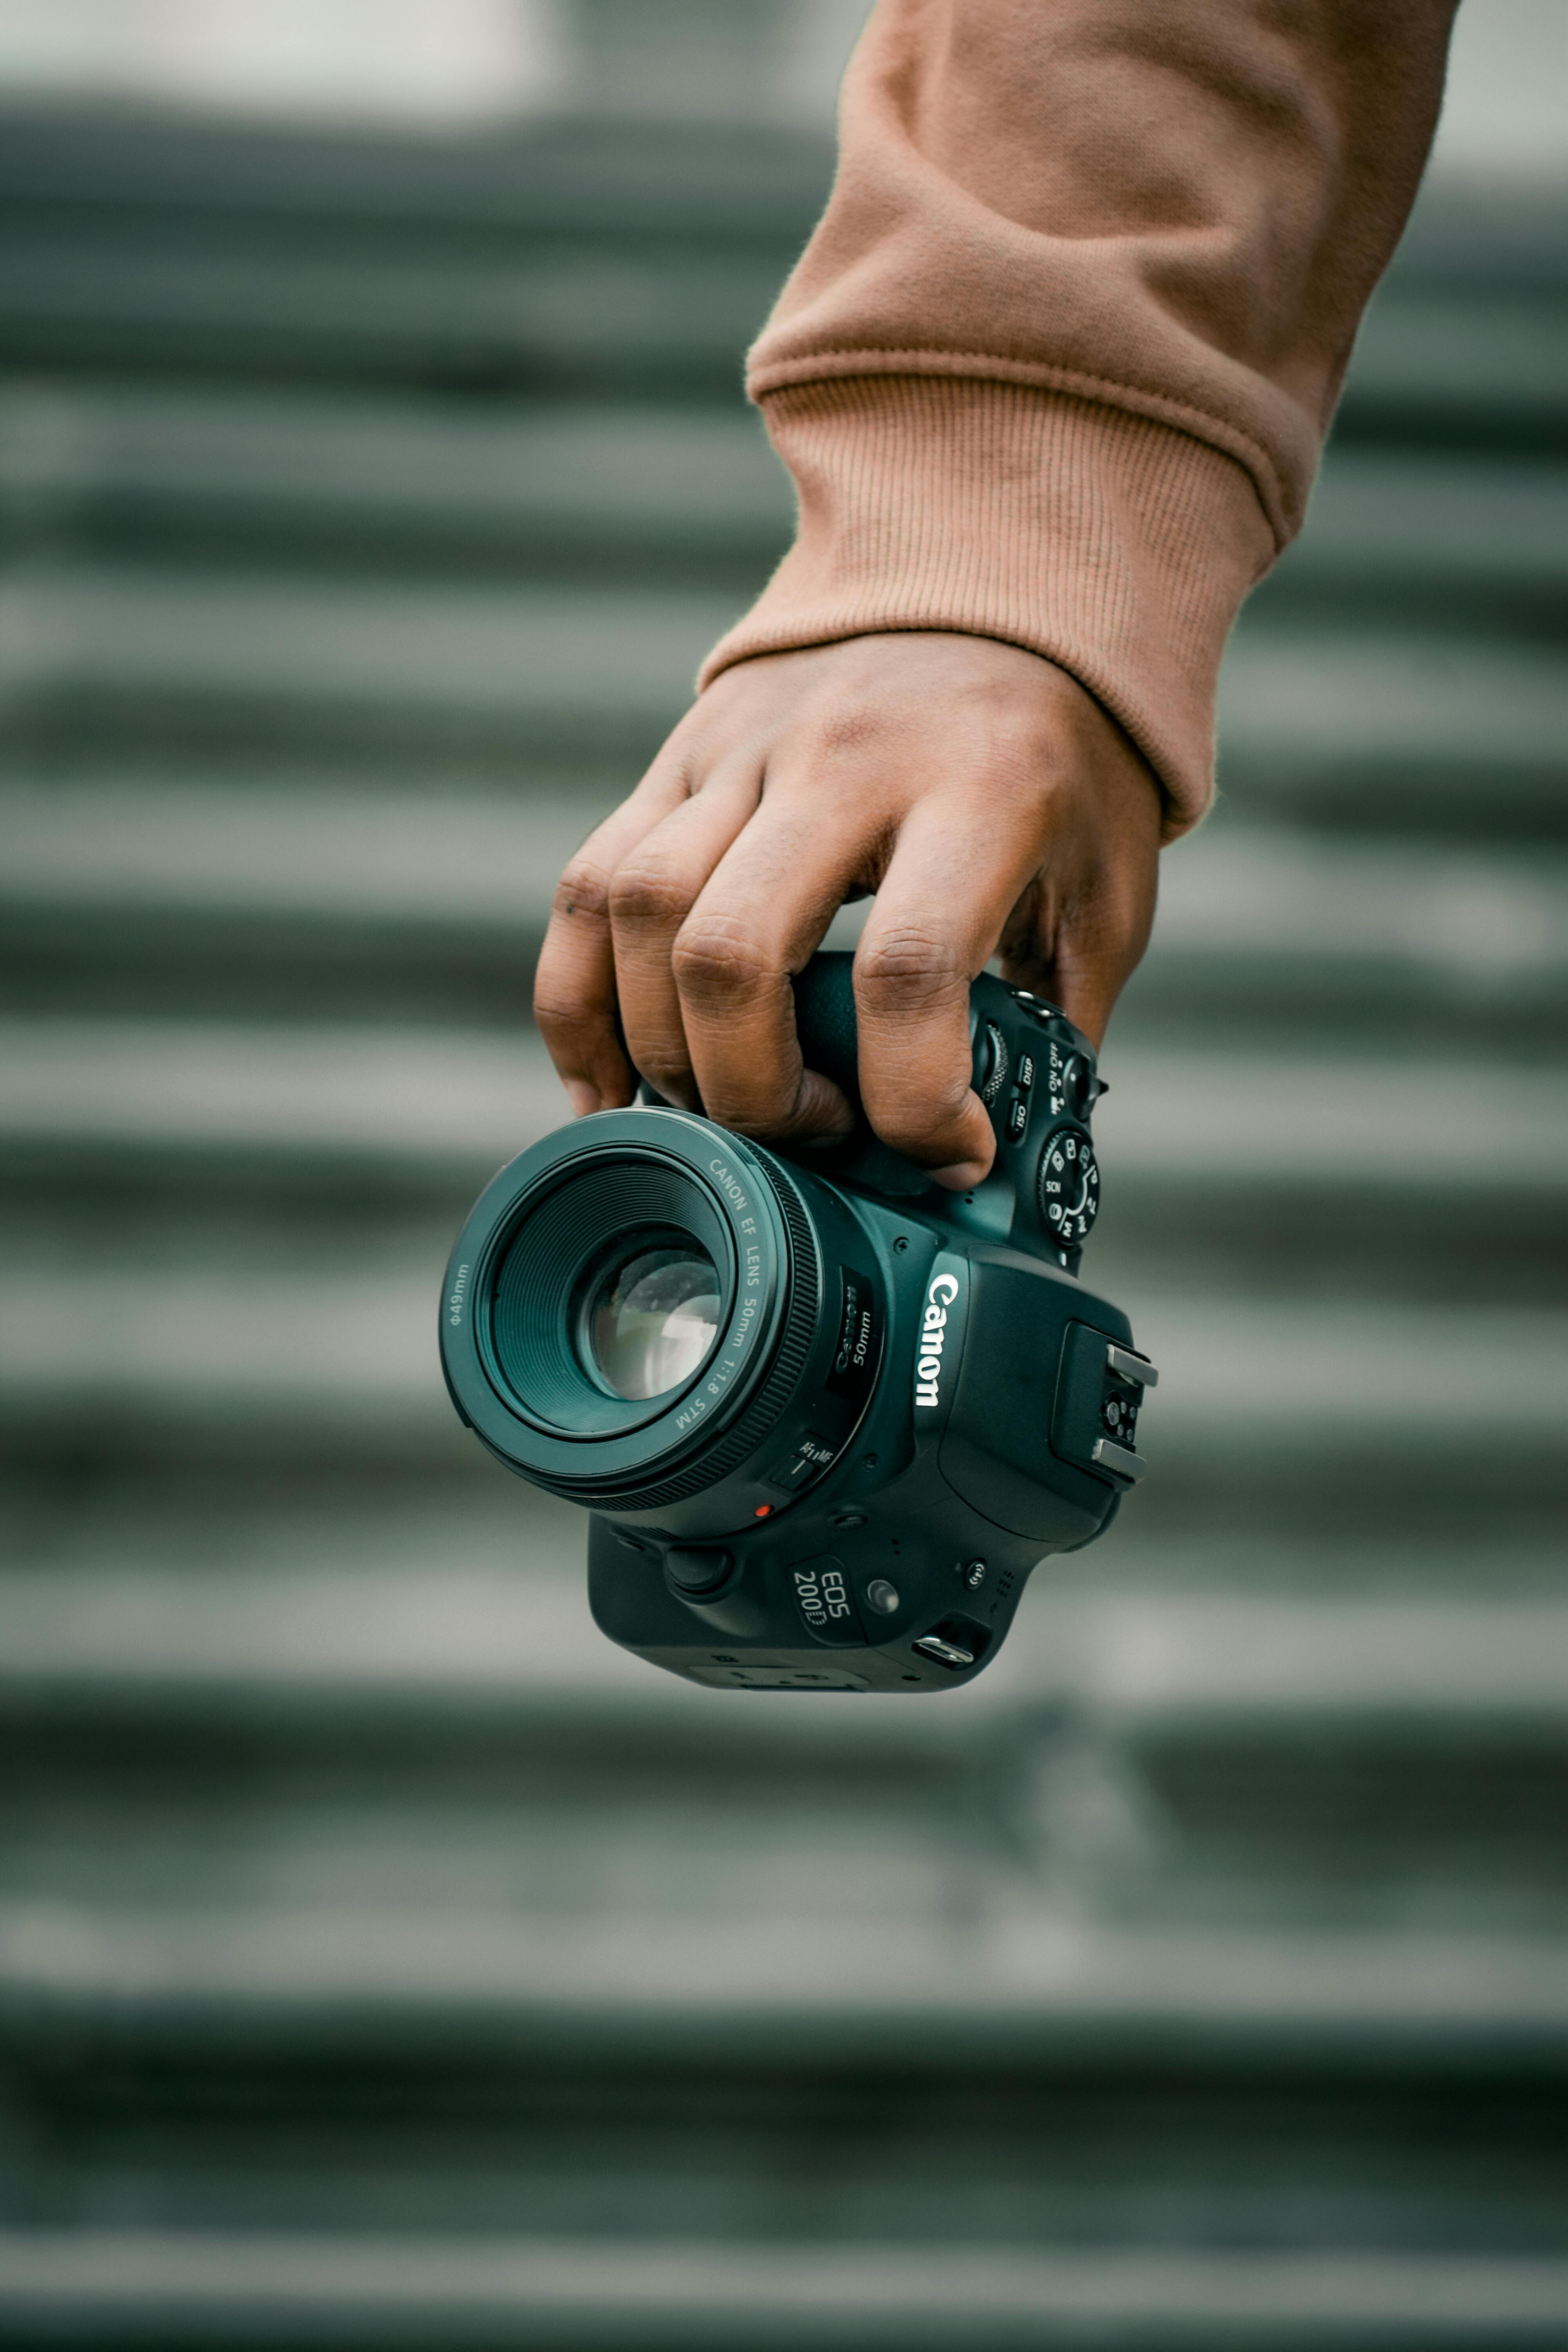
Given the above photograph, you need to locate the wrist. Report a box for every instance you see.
[699,374,1271,841]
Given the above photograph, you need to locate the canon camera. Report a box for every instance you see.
[439,952,1156,1693]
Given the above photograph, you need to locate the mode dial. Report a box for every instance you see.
[1036,1124,1100,1249]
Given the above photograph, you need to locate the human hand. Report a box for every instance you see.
[533,632,1161,1190]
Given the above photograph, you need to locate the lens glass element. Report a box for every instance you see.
[583,1240,722,1401]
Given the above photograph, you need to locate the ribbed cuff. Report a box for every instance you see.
[698,375,1275,838]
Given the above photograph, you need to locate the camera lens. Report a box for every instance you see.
[582,1238,721,1401]
[441,1107,882,1523]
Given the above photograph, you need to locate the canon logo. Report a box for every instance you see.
[914,1270,960,1408]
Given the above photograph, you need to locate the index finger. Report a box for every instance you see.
[532,769,690,1112]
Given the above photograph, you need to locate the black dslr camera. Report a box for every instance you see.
[439,953,1155,1693]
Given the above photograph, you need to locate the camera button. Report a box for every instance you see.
[973,1021,1010,1106]
[664,1548,734,1597]
[764,1430,837,1493]
[1005,1092,1029,1143]
[1062,1054,1095,1118]
[1015,1051,1036,1096]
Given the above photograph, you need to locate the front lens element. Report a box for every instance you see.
[585,1241,721,1401]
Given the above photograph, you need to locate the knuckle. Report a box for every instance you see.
[703,1087,780,1138]
[550,860,612,926]
[855,926,967,1011]
[670,916,772,1007]
[633,1048,697,1099]
[531,987,596,1043]
[607,856,695,934]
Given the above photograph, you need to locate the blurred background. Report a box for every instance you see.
[0,2,1564,2344]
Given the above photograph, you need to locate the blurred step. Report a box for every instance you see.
[0,108,1557,451]
[0,1245,1561,1530]
[1,1553,1563,1929]
[0,103,833,243]
[0,109,829,398]
[5,387,1562,624]
[0,1020,560,1191]
[0,781,609,1024]
[4,1546,1565,1731]
[1254,451,1568,633]
[1215,624,1568,833]
[4,788,1566,1036]
[0,231,785,398]
[3,564,1562,822]
[1336,284,1568,456]
[0,386,792,584]
[3,2235,1568,2351]
[1131,826,1568,1044]
[0,1846,1564,2056]
[0,1022,1560,1304]
[1332,185,1568,458]
[0,563,735,764]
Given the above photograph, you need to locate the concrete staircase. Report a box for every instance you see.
[0,91,1565,2350]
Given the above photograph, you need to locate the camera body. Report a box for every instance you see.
[439,953,1155,1694]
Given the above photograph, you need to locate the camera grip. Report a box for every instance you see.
[790,951,862,1107]
[789,951,936,1199]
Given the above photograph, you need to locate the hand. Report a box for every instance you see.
[534,632,1161,1189]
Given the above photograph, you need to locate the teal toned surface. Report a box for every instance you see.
[0,24,1565,2346]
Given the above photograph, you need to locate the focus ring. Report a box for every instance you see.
[543,1149,820,1513]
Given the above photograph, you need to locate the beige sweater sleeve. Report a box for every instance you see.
[699,0,1455,835]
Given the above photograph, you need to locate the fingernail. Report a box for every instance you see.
[565,1081,603,1118]
[931,1159,991,1192]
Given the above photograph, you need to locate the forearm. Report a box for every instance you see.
[702,0,1455,833]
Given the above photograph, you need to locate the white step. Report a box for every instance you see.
[0,234,782,381]
[0,563,737,744]
[1,1022,1563,1201]
[3,563,1564,794]
[2,1553,1563,1733]
[5,386,1561,594]
[2,2232,1565,2347]
[0,385,792,549]
[0,1873,1563,2047]
[1348,281,1568,427]
[0,1250,1561,1471]
[4,791,1565,1010]
[1277,450,1568,594]
[1216,628,1568,804]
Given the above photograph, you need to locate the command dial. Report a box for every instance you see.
[1036,1124,1100,1247]
[972,1020,1009,1106]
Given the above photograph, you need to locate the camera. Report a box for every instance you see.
[439,953,1155,1693]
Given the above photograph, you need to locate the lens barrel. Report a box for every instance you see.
[439,1108,882,1534]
